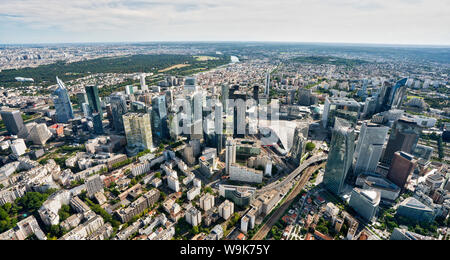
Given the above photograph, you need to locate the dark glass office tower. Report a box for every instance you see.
[382,118,421,166]
[323,118,356,195]
[253,85,259,103]
[151,95,169,140]
[110,93,128,133]
[85,85,102,119]
[92,113,104,134]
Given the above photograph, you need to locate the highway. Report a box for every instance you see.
[256,154,328,195]
[252,162,325,240]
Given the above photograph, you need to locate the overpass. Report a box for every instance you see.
[256,154,328,196]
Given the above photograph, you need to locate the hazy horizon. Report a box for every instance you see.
[1,0,449,45]
[1,40,450,48]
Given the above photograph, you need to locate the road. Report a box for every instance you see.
[256,155,328,195]
[252,163,325,240]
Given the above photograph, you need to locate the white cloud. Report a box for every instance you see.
[0,0,449,44]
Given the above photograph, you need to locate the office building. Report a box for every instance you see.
[123,113,153,151]
[349,188,380,222]
[390,227,435,240]
[19,122,52,146]
[264,72,270,96]
[322,97,361,128]
[0,110,24,135]
[76,92,88,107]
[219,185,256,207]
[184,77,197,92]
[396,197,435,224]
[10,139,27,156]
[221,85,229,112]
[125,85,134,95]
[229,164,263,184]
[253,85,259,102]
[290,125,307,166]
[355,173,401,201]
[151,95,169,140]
[354,123,389,175]
[387,152,417,189]
[323,118,356,195]
[298,88,316,106]
[85,85,102,118]
[140,74,148,91]
[92,113,104,135]
[109,93,128,133]
[53,77,74,123]
[382,118,421,165]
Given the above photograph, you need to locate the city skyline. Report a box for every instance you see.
[1,0,449,45]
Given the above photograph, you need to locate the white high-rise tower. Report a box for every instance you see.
[140,74,148,91]
[225,137,236,175]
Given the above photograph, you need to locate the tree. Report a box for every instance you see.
[305,142,316,152]
[191,226,200,235]
[2,203,11,214]
[58,205,71,222]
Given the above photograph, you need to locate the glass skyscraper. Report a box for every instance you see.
[109,93,128,133]
[323,118,356,195]
[151,95,169,140]
[382,118,421,166]
[123,112,153,151]
[85,85,102,119]
[53,77,74,123]
[354,123,389,175]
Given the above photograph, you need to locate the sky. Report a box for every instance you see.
[0,0,449,45]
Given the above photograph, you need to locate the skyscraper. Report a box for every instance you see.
[123,113,153,151]
[221,85,229,111]
[265,72,270,96]
[354,123,389,175]
[53,77,74,123]
[233,91,246,138]
[290,125,308,166]
[253,85,259,103]
[85,85,102,119]
[0,110,24,135]
[378,78,408,112]
[387,152,417,190]
[151,95,169,140]
[215,102,224,154]
[225,137,236,175]
[191,91,203,139]
[389,78,408,109]
[109,93,128,133]
[76,92,88,108]
[382,118,421,165]
[323,118,356,195]
[140,74,148,91]
[92,113,104,135]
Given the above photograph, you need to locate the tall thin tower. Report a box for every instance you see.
[265,72,271,96]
